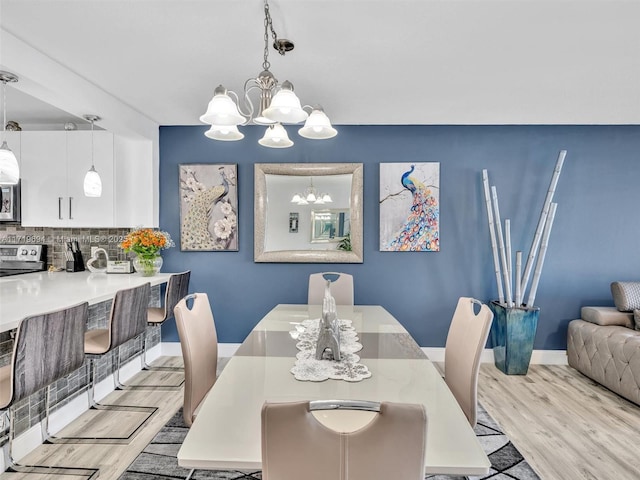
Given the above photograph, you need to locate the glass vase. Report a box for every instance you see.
[133,254,163,277]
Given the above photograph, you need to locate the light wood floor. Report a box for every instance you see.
[479,363,640,480]
[3,360,640,480]
[0,358,184,480]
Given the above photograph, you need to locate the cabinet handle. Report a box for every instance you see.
[69,197,73,220]
[58,197,63,220]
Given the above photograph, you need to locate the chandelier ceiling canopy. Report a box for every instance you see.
[200,0,337,148]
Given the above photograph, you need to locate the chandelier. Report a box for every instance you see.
[0,71,20,185]
[291,177,332,205]
[200,0,337,148]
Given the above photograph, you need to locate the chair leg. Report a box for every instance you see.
[5,404,99,479]
[116,339,184,390]
[142,325,183,372]
[44,357,157,445]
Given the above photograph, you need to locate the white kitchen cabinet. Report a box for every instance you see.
[20,131,114,227]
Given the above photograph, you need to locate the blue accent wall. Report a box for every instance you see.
[159,125,640,350]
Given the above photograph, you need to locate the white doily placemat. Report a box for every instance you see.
[290,318,372,382]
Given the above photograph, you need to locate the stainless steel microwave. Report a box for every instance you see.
[0,181,21,223]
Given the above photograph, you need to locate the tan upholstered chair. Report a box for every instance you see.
[173,293,219,427]
[261,400,427,480]
[145,271,190,366]
[308,272,354,305]
[444,297,494,427]
[0,302,97,478]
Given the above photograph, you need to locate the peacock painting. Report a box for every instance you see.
[379,162,440,252]
[179,164,238,251]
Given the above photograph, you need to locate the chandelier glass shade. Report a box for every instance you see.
[204,124,245,141]
[259,123,293,148]
[83,115,102,198]
[290,177,332,205]
[200,0,336,148]
[298,106,338,140]
[0,71,20,185]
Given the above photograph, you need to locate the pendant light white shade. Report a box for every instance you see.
[0,141,19,184]
[204,124,244,141]
[200,86,246,126]
[83,114,102,198]
[83,166,102,197]
[298,107,338,139]
[258,123,293,148]
[262,81,308,124]
[321,193,333,203]
[291,193,302,203]
[0,71,19,185]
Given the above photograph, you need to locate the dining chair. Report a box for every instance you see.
[173,292,219,427]
[261,399,427,480]
[144,270,191,371]
[308,272,354,305]
[48,282,157,443]
[444,297,494,427]
[0,302,98,478]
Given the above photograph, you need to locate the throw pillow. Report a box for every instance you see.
[610,282,640,311]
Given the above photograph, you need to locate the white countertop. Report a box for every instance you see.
[0,271,171,333]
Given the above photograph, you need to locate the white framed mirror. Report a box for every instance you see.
[254,163,363,263]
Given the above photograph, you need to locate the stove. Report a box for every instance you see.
[0,244,47,277]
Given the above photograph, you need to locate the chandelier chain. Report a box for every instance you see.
[263,0,285,71]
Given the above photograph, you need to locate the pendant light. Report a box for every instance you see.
[83,115,102,197]
[0,71,20,185]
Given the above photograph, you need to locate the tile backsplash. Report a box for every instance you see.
[0,226,133,269]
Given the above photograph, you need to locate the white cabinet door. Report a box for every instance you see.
[20,132,68,227]
[66,131,114,227]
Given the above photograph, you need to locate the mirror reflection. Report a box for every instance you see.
[254,163,363,263]
[311,209,350,243]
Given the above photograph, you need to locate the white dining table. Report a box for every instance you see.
[177,304,490,476]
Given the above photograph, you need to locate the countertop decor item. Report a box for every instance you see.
[482,150,566,374]
[120,228,174,276]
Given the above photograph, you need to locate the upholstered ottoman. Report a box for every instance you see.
[567,282,640,406]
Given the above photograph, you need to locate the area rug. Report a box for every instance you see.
[120,404,539,480]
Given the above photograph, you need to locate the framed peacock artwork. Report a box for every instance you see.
[179,163,238,251]
[379,162,440,252]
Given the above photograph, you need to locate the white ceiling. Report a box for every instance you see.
[1,0,640,129]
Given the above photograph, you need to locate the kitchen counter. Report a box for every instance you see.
[0,270,172,333]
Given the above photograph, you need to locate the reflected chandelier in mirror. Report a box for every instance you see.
[254,163,363,263]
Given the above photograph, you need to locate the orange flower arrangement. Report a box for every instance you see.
[120,228,175,257]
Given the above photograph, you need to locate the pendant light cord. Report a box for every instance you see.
[2,80,6,140]
[90,118,95,168]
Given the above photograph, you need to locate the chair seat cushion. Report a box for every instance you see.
[84,329,111,354]
[0,364,11,409]
[147,307,166,325]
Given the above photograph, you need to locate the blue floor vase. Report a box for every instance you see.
[489,301,540,375]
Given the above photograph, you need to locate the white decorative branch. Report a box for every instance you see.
[527,203,557,307]
[482,170,504,304]
[520,150,566,297]
[515,251,522,307]
[491,186,512,307]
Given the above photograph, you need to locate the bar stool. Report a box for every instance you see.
[0,302,98,478]
[48,282,157,444]
[143,270,191,371]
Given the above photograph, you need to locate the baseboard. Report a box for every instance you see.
[161,341,240,358]
[422,347,568,365]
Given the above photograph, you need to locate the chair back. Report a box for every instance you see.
[8,302,88,406]
[308,272,354,305]
[174,293,218,427]
[444,297,493,427]
[109,282,151,350]
[160,271,191,322]
[262,400,426,480]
